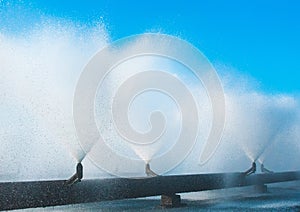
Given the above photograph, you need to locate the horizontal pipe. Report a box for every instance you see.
[1,171,300,210]
[245,171,300,185]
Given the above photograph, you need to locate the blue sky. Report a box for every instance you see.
[1,0,300,93]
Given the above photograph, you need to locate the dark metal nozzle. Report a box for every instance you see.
[64,163,83,186]
[145,163,158,177]
[244,162,256,176]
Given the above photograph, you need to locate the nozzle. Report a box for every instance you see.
[145,163,158,177]
[244,162,256,176]
[261,164,273,173]
[76,163,83,180]
[64,163,83,186]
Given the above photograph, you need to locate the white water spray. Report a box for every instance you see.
[1,15,300,180]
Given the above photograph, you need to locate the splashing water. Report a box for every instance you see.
[1,12,300,180]
[226,92,297,162]
[81,35,213,177]
[0,18,109,180]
